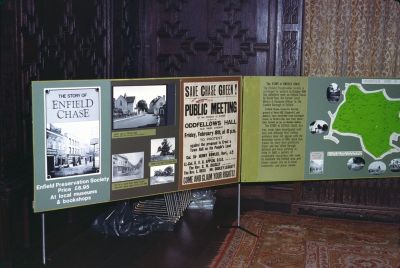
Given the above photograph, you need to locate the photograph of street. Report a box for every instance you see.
[150,137,176,161]
[112,85,167,130]
[150,164,175,185]
[46,121,100,179]
[112,152,144,182]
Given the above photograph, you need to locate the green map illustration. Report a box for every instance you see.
[327,84,400,159]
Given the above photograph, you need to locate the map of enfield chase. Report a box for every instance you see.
[326,84,400,159]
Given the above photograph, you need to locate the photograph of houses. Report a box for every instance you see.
[347,157,365,171]
[112,85,167,130]
[46,122,100,179]
[112,152,144,182]
[150,137,176,161]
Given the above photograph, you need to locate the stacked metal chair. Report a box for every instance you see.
[133,190,192,223]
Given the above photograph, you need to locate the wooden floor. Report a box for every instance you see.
[6,196,269,268]
[7,190,396,268]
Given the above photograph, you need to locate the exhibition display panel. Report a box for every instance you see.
[32,76,400,212]
[33,77,241,212]
[241,77,400,182]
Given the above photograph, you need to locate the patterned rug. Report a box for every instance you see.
[210,211,400,268]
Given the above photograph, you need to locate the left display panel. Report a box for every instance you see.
[32,77,241,212]
[33,79,183,212]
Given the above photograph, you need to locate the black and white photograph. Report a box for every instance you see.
[309,159,324,174]
[347,157,365,171]
[112,85,168,130]
[309,152,324,174]
[389,158,400,172]
[45,87,100,180]
[309,120,329,134]
[112,152,144,182]
[46,122,100,179]
[326,83,341,102]
[368,161,386,175]
[150,137,176,161]
[150,164,175,185]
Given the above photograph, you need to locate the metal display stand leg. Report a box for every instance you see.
[218,183,258,237]
[41,213,46,266]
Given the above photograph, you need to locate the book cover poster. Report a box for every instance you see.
[45,87,101,180]
[180,77,240,189]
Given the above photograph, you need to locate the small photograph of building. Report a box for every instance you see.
[112,85,168,130]
[389,158,400,172]
[368,161,386,175]
[309,120,329,134]
[112,152,144,182]
[309,152,324,174]
[46,121,100,179]
[309,159,323,174]
[347,157,365,171]
[150,164,175,185]
[326,83,341,103]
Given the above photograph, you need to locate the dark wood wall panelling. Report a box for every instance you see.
[113,0,140,78]
[133,0,303,212]
[2,0,398,263]
[1,0,31,260]
[0,0,304,260]
[0,0,118,260]
[292,179,400,221]
[0,0,304,188]
[2,0,115,175]
[137,0,302,77]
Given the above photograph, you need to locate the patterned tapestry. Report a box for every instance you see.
[303,0,400,77]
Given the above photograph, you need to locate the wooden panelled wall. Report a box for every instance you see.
[0,0,398,261]
[0,0,302,178]
[0,0,302,259]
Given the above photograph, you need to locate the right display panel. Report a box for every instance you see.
[241,77,400,182]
